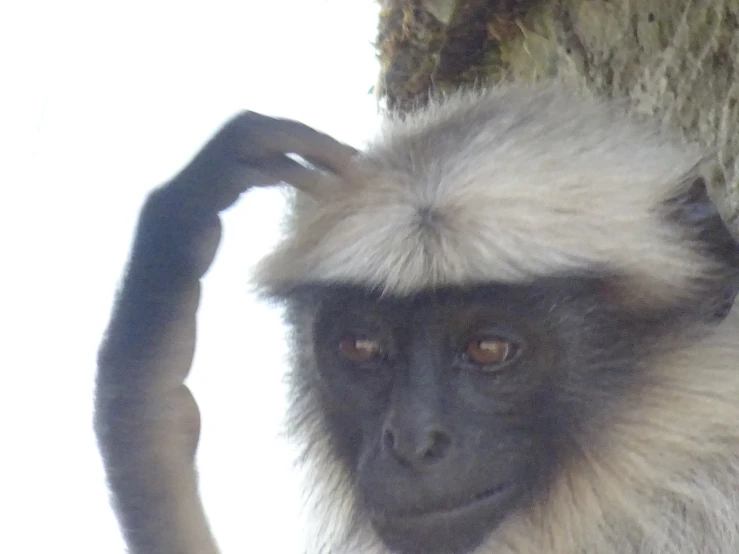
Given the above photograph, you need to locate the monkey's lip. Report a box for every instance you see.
[386,482,514,523]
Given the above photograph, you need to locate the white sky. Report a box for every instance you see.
[1,1,381,551]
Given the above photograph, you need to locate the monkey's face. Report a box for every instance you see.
[299,277,666,554]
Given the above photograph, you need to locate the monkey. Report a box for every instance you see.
[96,82,739,554]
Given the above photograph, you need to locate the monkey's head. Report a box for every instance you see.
[255,85,739,554]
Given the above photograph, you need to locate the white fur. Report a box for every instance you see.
[257,84,713,304]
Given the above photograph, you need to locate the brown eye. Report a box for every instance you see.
[339,335,383,364]
[464,336,518,368]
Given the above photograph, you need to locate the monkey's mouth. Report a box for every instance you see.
[371,483,515,554]
[388,482,514,522]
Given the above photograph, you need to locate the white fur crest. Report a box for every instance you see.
[256,83,712,300]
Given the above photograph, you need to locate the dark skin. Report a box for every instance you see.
[94,112,356,554]
[287,280,685,554]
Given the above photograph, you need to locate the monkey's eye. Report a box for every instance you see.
[463,336,519,369]
[339,334,383,365]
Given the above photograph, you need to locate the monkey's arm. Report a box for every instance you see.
[94,113,355,554]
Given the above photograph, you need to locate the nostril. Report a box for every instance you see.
[421,429,451,462]
[383,428,397,452]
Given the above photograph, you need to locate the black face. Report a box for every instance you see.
[274,178,739,554]
[284,278,685,554]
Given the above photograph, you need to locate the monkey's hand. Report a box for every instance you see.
[94,113,356,554]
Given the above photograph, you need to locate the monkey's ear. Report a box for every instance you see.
[599,177,739,320]
[665,177,739,265]
[666,177,739,321]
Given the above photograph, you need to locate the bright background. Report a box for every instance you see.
[1,1,380,551]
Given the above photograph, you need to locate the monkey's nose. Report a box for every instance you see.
[382,424,452,467]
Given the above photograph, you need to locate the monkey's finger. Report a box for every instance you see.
[247,153,342,197]
[228,111,358,178]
